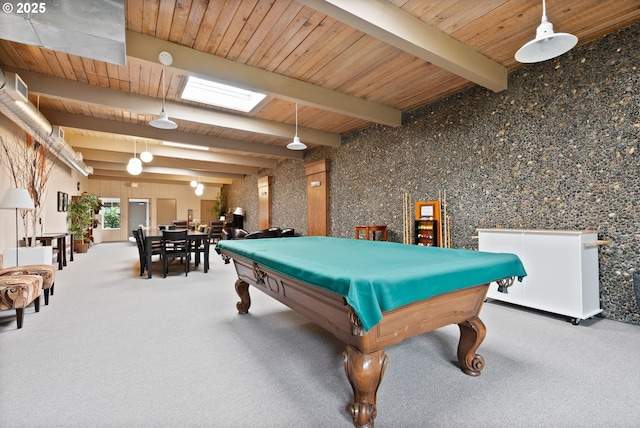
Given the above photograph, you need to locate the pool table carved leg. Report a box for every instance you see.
[343,345,388,428]
[457,316,486,377]
[235,278,251,314]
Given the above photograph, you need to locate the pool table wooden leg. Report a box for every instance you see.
[235,278,251,314]
[343,345,388,428]
[457,316,486,377]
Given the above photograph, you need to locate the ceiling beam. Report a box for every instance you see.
[297,0,508,92]
[79,148,259,176]
[10,68,339,149]
[90,170,233,185]
[66,134,274,169]
[44,111,292,164]
[126,30,402,127]
[88,161,246,180]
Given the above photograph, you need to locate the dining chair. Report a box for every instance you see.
[161,229,190,278]
[135,227,162,276]
[192,227,214,273]
[209,220,225,243]
[171,220,188,229]
[132,229,145,276]
[140,226,163,255]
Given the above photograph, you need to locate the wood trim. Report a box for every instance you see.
[258,175,272,230]
[306,159,329,236]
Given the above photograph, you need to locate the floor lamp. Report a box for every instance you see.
[0,188,35,266]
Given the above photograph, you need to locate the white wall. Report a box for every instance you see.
[87,179,220,242]
[1,113,221,251]
[0,115,87,255]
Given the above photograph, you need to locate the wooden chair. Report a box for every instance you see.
[132,229,145,276]
[161,229,190,278]
[209,220,225,243]
[192,227,214,273]
[133,229,161,277]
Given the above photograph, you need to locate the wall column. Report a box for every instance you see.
[305,159,329,236]
[257,176,271,230]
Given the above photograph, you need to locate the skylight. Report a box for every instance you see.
[181,76,266,112]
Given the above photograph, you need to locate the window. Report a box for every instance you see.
[101,198,121,230]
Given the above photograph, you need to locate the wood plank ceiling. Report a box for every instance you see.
[0,0,638,186]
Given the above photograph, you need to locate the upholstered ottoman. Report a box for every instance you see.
[0,274,43,329]
[0,265,56,305]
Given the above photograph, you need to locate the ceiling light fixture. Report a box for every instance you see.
[195,182,204,196]
[162,141,209,151]
[190,180,198,188]
[139,140,153,163]
[149,53,178,129]
[287,102,306,150]
[127,140,142,176]
[515,0,577,63]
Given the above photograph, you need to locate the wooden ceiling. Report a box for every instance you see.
[1,0,639,186]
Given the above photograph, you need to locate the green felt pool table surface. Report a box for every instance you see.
[216,236,526,331]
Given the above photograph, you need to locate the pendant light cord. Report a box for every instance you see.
[161,69,167,110]
[295,102,298,137]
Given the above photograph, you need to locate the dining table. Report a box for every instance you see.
[143,229,209,278]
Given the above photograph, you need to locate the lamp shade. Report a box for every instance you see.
[514,0,577,63]
[287,135,307,150]
[126,159,143,175]
[140,150,153,163]
[233,207,244,216]
[515,21,577,63]
[149,109,178,129]
[0,188,35,210]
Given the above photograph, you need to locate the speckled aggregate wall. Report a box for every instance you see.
[225,23,639,324]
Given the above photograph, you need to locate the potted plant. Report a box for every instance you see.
[208,192,226,219]
[67,192,101,253]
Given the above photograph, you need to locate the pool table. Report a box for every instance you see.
[216,237,526,427]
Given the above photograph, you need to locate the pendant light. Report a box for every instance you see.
[140,140,153,163]
[127,140,142,176]
[515,0,577,63]
[149,67,178,129]
[195,182,204,196]
[287,102,307,150]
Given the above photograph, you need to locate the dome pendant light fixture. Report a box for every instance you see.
[287,102,307,150]
[127,139,143,176]
[140,140,153,163]
[515,0,577,63]
[149,64,178,129]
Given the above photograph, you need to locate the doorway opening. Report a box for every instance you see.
[129,199,150,237]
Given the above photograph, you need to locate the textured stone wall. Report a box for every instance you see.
[225,23,639,324]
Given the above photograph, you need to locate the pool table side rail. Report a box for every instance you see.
[226,251,490,354]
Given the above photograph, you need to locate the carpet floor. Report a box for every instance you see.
[1,241,639,427]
